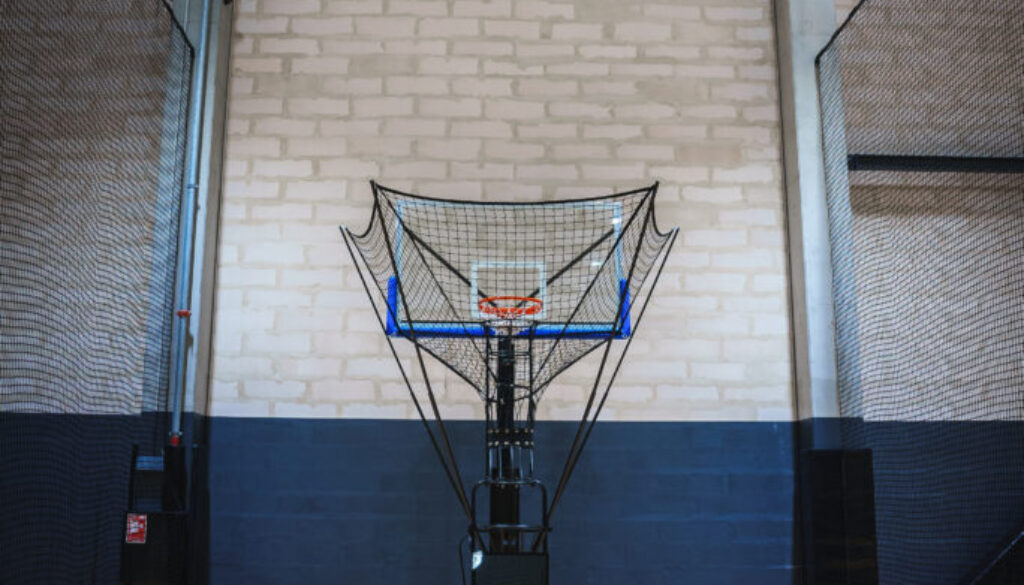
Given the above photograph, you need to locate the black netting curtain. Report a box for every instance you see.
[818,1,1024,584]
[0,1,192,583]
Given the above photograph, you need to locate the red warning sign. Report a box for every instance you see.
[125,513,147,544]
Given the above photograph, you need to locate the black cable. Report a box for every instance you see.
[371,193,478,536]
[457,533,470,585]
[545,202,655,530]
[534,228,678,551]
[341,226,479,540]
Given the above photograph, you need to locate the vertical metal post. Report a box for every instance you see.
[490,336,521,552]
[774,0,841,447]
[169,0,213,438]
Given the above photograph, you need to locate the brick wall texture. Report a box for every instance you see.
[1,2,190,415]
[844,173,1024,422]
[821,0,1024,423]
[211,0,794,421]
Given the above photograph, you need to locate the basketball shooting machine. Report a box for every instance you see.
[340,182,677,584]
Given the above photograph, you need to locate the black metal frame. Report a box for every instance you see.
[472,479,549,552]
[815,1,1024,583]
[534,223,678,551]
[847,155,1024,174]
[341,221,484,548]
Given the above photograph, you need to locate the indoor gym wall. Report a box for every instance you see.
[209,0,795,583]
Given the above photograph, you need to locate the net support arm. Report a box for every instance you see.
[371,180,494,307]
[536,227,679,549]
[368,193,481,539]
[377,189,495,377]
[340,224,483,547]
[523,227,615,301]
[544,201,654,516]
[533,185,656,378]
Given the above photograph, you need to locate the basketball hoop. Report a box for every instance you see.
[478,296,543,319]
[478,296,544,332]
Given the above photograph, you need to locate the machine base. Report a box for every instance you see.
[472,553,549,585]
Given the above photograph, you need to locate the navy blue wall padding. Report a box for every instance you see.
[208,418,796,585]
[0,412,207,585]
[6,416,1022,583]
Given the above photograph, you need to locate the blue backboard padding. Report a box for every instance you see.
[618,278,631,337]
[385,276,631,339]
[385,277,399,335]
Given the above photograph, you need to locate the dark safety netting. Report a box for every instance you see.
[0,1,192,582]
[818,0,1024,583]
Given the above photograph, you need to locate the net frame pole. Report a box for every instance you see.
[340,225,484,547]
[375,183,496,376]
[545,201,653,515]
[168,0,212,438]
[532,185,655,378]
[369,194,479,538]
[513,228,616,309]
[533,226,678,551]
[552,228,678,512]
[489,334,521,552]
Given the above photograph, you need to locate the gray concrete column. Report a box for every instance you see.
[171,0,235,418]
[774,0,841,447]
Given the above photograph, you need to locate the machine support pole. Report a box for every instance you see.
[490,336,521,552]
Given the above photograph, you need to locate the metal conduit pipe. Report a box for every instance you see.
[169,0,213,440]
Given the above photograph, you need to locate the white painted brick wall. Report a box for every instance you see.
[212,0,794,421]
[834,0,860,25]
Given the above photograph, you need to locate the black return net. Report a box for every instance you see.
[342,183,674,399]
[818,0,1024,583]
[0,1,192,583]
